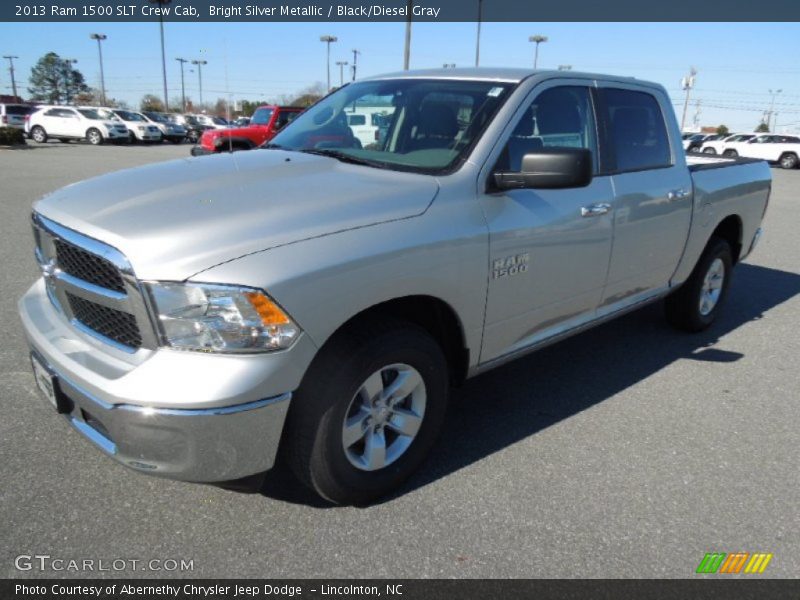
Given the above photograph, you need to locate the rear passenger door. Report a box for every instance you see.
[596,84,693,311]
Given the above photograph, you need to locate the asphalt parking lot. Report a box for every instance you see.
[1,141,798,579]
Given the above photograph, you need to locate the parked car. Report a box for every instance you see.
[141,112,187,143]
[699,133,756,155]
[170,114,212,144]
[26,106,129,145]
[191,105,302,155]
[19,68,771,505]
[233,117,251,127]
[682,133,711,153]
[192,114,230,130]
[1,103,34,130]
[733,134,800,169]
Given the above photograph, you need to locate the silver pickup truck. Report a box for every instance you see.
[19,69,770,504]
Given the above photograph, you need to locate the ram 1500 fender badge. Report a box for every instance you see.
[492,253,529,279]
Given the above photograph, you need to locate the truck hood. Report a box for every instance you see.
[34,150,439,281]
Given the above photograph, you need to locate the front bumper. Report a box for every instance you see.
[18,279,316,482]
[190,145,214,156]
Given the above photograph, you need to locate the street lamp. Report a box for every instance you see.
[192,59,207,107]
[2,55,19,99]
[149,0,172,111]
[529,35,548,69]
[404,0,413,70]
[475,0,483,67]
[320,35,337,91]
[335,61,348,87]
[90,34,107,105]
[768,89,782,132]
[62,58,78,104]
[176,57,188,112]
[351,49,361,81]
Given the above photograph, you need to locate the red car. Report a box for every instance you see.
[191,105,303,155]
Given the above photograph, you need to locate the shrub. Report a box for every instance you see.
[0,127,26,146]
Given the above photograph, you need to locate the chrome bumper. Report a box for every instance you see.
[32,350,291,482]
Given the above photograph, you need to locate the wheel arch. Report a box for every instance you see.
[711,214,743,264]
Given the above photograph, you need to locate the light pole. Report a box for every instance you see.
[768,89,782,132]
[475,0,483,67]
[529,35,548,69]
[404,0,413,70]
[149,0,172,111]
[62,58,77,104]
[351,49,360,81]
[320,35,337,91]
[192,59,207,107]
[89,34,107,105]
[176,57,188,112]
[680,66,697,132]
[3,55,19,99]
[335,61,348,87]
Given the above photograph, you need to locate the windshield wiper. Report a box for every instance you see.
[300,148,379,167]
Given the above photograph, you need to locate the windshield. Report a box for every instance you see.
[269,78,515,173]
[115,110,146,122]
[251,108,274,125]
[146,112,167,123]
[78,109,102,120]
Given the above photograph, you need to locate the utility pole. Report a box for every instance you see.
[475,0,483,67]
[176,57,188,112]
[351,49,360,81]
[335,61,348,87]
[680,66,697,132]
[2,55,19,99]
[529,35,548,69]
[192,59,207,107]
[149,0,172,111]
[403,0,413,70]
[768,89,782,132]
[692,99,702,130]
[320,35,337,91]
[89,34,107,105]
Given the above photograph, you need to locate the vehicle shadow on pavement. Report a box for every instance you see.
[255,263,800,507]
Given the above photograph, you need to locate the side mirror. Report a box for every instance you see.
[493,147,593,191]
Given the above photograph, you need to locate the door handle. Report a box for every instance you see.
[667,189,691,200]
[581,203,612,217]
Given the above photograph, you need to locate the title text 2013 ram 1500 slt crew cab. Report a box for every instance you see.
[19,69,771,504]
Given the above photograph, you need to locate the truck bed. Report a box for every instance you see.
[686,154,766,172]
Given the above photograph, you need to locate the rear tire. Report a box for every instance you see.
[31,126,47,144]
[284,318,449,505]
[723,149,738,158]
[703,147,717,154]
[665,237,733,332]
[86,128,103,146]
[779,153,798,170]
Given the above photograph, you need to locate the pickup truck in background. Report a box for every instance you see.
[19,69,771,505]
[191,105,303,155]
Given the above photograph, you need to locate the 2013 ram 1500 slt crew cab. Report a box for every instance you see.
[19,69,770,504]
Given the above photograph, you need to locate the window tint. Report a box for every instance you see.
[499,85,598,173]
[603,88,671,172]
[348,114,367,126]
[275,110,299,129]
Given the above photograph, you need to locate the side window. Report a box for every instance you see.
[602,88,671,172]
[275,110,297,130]
[348,114,367,126]
[44,108,61,117]
[500,86,598,173]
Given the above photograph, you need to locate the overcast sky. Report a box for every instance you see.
[1,21,798,132]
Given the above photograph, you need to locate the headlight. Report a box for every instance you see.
[138,125,146,131]
[146,282,300,353]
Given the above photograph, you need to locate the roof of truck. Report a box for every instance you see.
[363,67,653,88]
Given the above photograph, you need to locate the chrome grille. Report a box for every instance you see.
[32,213,156,353]
[67,293,143,349]
[54,238,125,292]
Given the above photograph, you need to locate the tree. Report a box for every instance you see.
[290,82,326,107]
[716,125,729,136]
[755,122,770,133]
[73,87,123,108]
[28,52,88,104]
[140,94,165,112]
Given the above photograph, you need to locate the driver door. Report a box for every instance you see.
[478,83,615,363]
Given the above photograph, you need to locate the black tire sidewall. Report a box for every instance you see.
[299,324,449,504]
[682,238,733,330]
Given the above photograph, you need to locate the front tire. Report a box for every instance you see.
[665,237,733,332]
[723,149,738,158]
[86,128,103,146]
[284,319,449,505]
